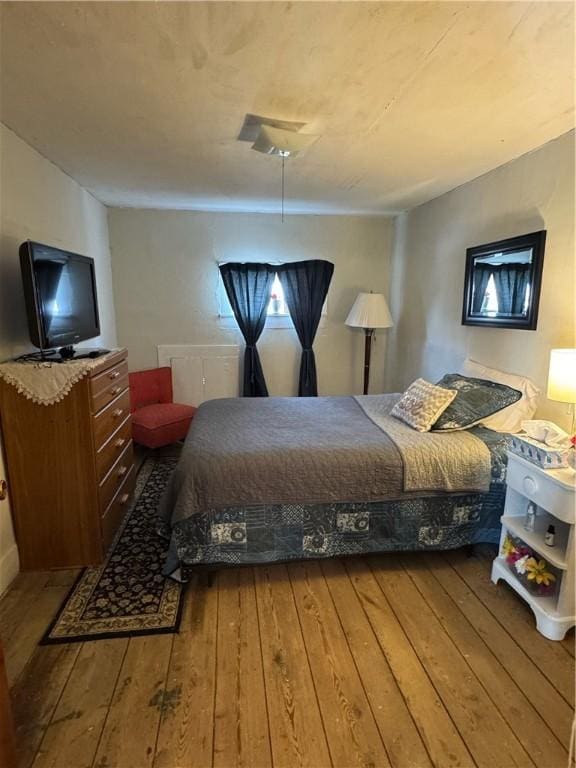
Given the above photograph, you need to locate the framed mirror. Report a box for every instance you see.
[462,230,546,330]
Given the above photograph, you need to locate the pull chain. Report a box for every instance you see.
[281,154,285,223]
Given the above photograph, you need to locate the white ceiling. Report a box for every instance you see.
[0,1,574,215]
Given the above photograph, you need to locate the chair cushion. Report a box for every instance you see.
[132,403,197,449]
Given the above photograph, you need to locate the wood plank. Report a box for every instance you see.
[445,550,574,704]
[345,558,475,768]
[154,577,219,768]
[92,634,173,768]
[254,564,332,768]
[10,644,81,768]
[321,559,432,768]
[0,573,50,638]
[288,560,391,768]
[369,555,534,768]
[3,586,70,686]
[562,628,575,658]
[0,640,17,768]
[430,552,574,748]
[213,568,272,768]
[32,638,128,768]
[401,553,568,767]
[44,570,82,588]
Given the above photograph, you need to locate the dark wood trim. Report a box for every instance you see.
[461,230,546,330]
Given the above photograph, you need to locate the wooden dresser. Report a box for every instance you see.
[0,349,135,570]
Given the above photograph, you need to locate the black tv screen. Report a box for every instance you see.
[20,241,101,350]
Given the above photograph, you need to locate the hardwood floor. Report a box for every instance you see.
[1,551,574,768]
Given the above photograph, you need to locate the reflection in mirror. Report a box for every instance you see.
[462,231,546,330]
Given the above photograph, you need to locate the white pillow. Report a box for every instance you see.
[460,359,540,433]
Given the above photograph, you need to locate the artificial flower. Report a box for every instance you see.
[514,555,530,575]
[502,536,516,557]
[525,558,557,586]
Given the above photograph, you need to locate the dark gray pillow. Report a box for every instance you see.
[432,374,522,431]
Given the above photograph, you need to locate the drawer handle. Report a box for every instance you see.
[109,371,121,380]
[110,386,122,395]
[523,476,537,495]
[119,493,130,505]
[117,465,128,478]
[112,408,124,418]
[114,437,126,449]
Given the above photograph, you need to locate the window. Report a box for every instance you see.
[217,264,327,326]
[218,267,286,318]
[267,273,288,316]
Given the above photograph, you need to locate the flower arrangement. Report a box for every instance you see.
[502,533,558,596]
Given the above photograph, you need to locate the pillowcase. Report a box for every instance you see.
[461,359,540,432]
[432,374,522,431]
[391,378,457,432]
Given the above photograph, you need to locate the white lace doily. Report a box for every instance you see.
[0,355,117,406]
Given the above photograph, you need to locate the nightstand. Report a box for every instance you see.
[491,451,575,641]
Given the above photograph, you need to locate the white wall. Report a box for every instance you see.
[108,210,393,397]
[0,124,118,594]
[386,131,575,429]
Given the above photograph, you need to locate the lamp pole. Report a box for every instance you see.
[363,328,374,395]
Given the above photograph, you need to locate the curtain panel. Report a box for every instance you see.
[219,263,276,397]
[492,263,531,315]
[278,259,334,397]
[471,264,493,314]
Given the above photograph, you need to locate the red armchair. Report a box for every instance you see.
[128,367,197,449]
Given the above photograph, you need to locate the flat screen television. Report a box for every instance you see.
[20,240,101,356]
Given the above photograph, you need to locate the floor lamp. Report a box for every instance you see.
[345,292,393,395]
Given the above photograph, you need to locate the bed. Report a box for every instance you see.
[158,393,510,577]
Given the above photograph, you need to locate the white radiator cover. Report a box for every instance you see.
[157,344,241,406]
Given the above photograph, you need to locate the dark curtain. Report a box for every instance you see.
[492,264,531,315]
[471,264,493,314]
[277,260,334,397]
[219,263,275,397]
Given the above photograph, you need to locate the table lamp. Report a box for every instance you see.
[547,348,576,434]
[345,292,393,395]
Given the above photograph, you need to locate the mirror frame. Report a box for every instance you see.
[461,230,546,330]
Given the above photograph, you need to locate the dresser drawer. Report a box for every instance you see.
[93,389,131,449]
[96,417,132,480]
[102,465,135,552]
[91,371,129,414]
[91,360,128,398]
[99,441,134,514]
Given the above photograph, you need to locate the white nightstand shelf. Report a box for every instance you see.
[491,452,575,641]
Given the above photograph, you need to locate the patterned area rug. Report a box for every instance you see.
[42,457,182,644]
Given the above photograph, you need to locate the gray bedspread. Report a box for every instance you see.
[159,394,490,529]
[158,395,509,573]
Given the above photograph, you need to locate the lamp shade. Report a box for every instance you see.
[547,348,576,403]
[345,292,393,329]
